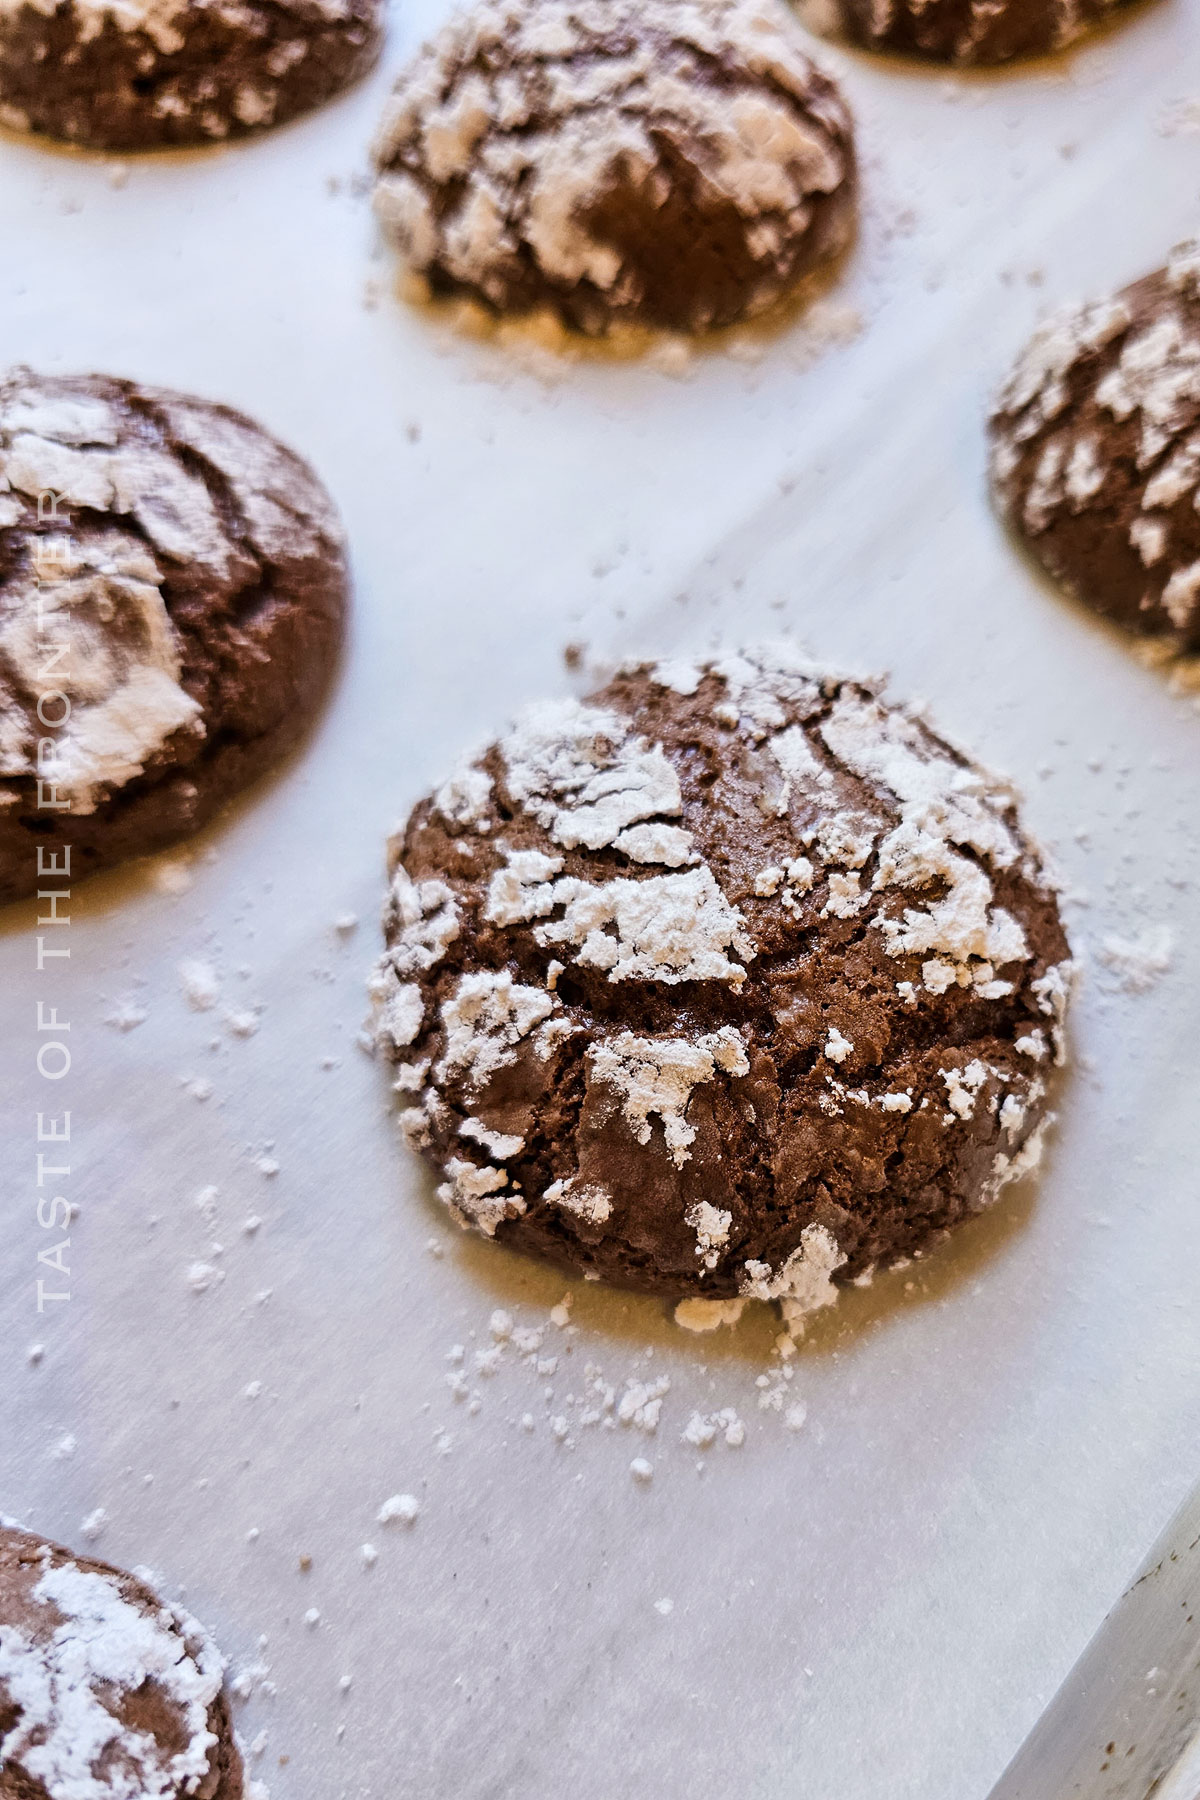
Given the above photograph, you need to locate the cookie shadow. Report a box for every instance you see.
[420,1152,1047,1370]
[378,219,862,375]
[0,696,345,940]
[995,510,1200,691]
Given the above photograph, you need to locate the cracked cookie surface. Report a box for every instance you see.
[0,368,347,905]
[795,0,1139,65]
[0,0,381,151]
[0,1521,246,1800]
[372,0,855,337]
[372,646,1072,1313]
[991,244,1200,653]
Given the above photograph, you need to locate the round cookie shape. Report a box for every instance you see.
[0,1521,244,1799]
[990,245,1200,652]
[795,0,1135,65]
[371,0,856,337]
[0,0,381,151]
[371,646,1072,1316]
[0,368,348,906]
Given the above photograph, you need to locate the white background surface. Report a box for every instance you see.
[1,2,1199,1795]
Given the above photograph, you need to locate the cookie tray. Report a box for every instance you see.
[2,1,1198,1794]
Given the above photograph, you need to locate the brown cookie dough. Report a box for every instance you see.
[990,245,1200,653]
[371,0,856,338]
[371,646,1072,1319]
[0,369,348,907]
[0,0,381,151]
[0,1521,245,1799]
[796,0,1137,64]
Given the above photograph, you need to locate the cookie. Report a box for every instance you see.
[0,1521,245,1799]
[796,0,1134,65]
[371,0,856,338]
[990,245,1200,652]
[370,646,1072,1317]
[0,369,348,907]
[0,0,381,151]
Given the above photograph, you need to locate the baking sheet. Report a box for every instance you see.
[2,3,1200,1795]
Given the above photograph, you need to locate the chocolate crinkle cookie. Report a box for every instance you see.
[796,0,1135,64]
[0,369,347,906]
[990,243,1200,653]
[371,0,856,337]
[370,646,1072,1321]
[0,0,381,151]
[0,1521,250,1800]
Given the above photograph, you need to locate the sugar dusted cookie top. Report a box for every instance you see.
[0,369,348,905]
[796,0,1138,66]
[0,1521,246,1800]
[372,646,1072,1316]
[991,245,1200,654]
[372,0,855,337]
[0,0,381,150]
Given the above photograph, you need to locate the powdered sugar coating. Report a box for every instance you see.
[0,1526,242,1800]
[371,0,855,336]
[991,246,1200,651]
[796,0,1134,65]
[373,646,1071,1302]
[0,368,348,903]
[0,0,380,149]
[589,1027,750,1167]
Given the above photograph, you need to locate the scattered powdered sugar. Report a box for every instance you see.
[186,1260,224,1294]
[682,1408,745,1449]
[1095,924,1175,993]
[178,960,220,1012]
[410,1284,827,1490]
[617,1376,671,1433]
[105,999,149,1032]
[377,1493,420,1526]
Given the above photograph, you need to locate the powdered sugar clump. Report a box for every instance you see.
[588,1028,749,1166]
[1096,924,1174,993]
